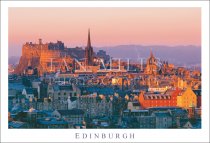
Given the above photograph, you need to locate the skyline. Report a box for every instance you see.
[9,7,201,57]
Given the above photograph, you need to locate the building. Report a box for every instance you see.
[177,77,188,89]
[145,50,158,75]
[148,107,188,128]
[182,121,193,129]
[9,121,28,129]
[85,29,94,66]
[123,109,156,128]
[32,79,41,98]
[52,109,85,127]
[193,89,201,108]
[48,84,78,101]
[77,93,112,118]
[177,86,197,109]
[22,88,38,101]
[138,89,180,109]
[127,102,140,110]
[36,117,68,129]
[152,111,173,128]
[15,108,47,128]
[96,50,110,63]
[35,98,53,111]
[39,81,48,99]
[148,86,168,93]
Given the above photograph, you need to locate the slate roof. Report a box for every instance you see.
[59,85,73,91]
[57,109,84,116]
[9,82,25,91]
[37,117,68,125]
[33,78,41,82]
[148,106,182,111]
[193,89,201,96]
[53,84,60,91]
[170,109,188,117]
[9,121,26,128]
[153,112,171,118]
[25,88,35,94]
[53,84,73,91]
[79,86,115,95]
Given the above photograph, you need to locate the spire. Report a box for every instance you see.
[85,29,93,66]
[87,28,91,48]
[150,49,154,57]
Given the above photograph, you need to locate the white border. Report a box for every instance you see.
[1,1,209,142]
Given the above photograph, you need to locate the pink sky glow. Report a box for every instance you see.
[9,7,201,56]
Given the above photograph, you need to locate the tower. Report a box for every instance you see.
[145,49,158,75]
[85,29,94,66]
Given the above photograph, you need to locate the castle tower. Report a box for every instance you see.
[85,29,94,66]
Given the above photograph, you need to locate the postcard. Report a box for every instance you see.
[1,0,209,143]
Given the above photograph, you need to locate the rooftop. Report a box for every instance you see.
[9,121,26,128]
[57,109,84,116]
[153,112,171,117]
[123,109,149,113]
[37,117,68,125]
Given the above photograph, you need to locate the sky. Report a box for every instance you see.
[9,7,201,57]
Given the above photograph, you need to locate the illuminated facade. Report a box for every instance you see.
[138,89,180,109]
[177,86,197,109]
[145,50,158,75]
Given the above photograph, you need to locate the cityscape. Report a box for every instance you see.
[8,30,201,129]
[8,8,201,129]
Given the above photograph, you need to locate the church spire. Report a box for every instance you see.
[87,28,91,48]
[85,29,94,66]
[150,49,154,57]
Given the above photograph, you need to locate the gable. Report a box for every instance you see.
[183,121,193,128]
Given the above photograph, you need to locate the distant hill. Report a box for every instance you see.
[9,45,201,67]
[96,45,201,67]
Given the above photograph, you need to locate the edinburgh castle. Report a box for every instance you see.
[15,39,77,76]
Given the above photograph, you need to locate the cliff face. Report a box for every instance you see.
[15,56,40,74]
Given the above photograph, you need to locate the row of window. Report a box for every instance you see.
[55,92,77,96]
